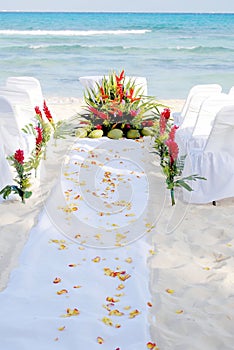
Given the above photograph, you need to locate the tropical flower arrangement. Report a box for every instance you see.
[75,70,163,139]
[0,149,32,203]
[0,101,59,202]
[154,108,206,205]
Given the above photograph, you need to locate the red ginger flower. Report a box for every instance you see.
[43,100,53,123]
[161,108,171,120]
[165,139,179,162]
[14,149,24,164]
[35,126,43,145]
[35,106,42,118]
[160,114,167,135]
[168,125,179,141]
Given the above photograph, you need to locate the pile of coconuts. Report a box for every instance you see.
[76,127,154,139]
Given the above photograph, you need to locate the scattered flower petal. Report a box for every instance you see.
[124,305,131,310]
[166,289,175,294]
[116,284,125,290]
[101,317,113,326]
[129,309,141,318]
[175,309,184,314]
[106,296,120,303]
[108,309,124,316]
[61,308,80,317]
[147,342,159,349]
[57,289,68,295]
[92,256,101,263]
[149,249,156,255]
[53,277,61,284]
[97,336,104,344]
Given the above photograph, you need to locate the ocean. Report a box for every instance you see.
[0,12,233,99]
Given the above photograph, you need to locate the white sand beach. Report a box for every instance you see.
[0,98,234,349]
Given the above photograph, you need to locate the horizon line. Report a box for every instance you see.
[1,10,234,14]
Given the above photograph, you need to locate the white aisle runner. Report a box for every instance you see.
[0,137,160,350]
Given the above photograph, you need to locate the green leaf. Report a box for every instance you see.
[175,180,193,191]
[24,191,32,199]
[0,185,12,199]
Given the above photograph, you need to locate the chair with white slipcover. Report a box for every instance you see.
[181,105,234,204]
[0,96,35,158]
[6,76,44,110]
[173,84,222,126]
[0,135,13,191]
[0,88,35,129]
[178,93,234,154]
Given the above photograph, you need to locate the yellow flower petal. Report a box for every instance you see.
[108,309,124,316]
[124,305,131,310]
[147,342,159,349]
[116,284,125,290]
[129,309,141,319]
[101,317,113,327]
[61,308,80,317]
[175,309,184,314]
[53,277,61,284]
[166,288,175,294]
[92,256,101,263]
[57,289,68,295]
[115,323,121,328]
[97,336,104,344]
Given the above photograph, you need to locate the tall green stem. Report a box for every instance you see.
[170,188,175,206]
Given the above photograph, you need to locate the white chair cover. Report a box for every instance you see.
[6,76,44,110]
[0,140,13,190]
[173,84,222,126]
[175,92,222,156]
[0,96,35,158]
[182,105,234,203]
[0,88,35,128]
[79,75,148,96]
[187,94,234,150]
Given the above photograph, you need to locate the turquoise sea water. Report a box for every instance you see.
[0,12,233,99]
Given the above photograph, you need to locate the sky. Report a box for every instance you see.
[0,0,234,13]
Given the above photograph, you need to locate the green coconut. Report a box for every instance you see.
[126,129,141,139]
[88,129,104,138]
[141,127,155,137]
[75,128,88,138]
[107,128,123,139]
